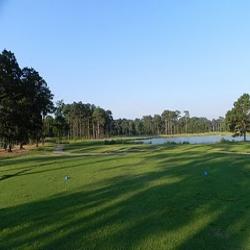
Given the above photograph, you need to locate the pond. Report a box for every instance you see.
[141,135,250,145]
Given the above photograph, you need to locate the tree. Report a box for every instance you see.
[0,50,54,151]
[21,67,54,146]
[161,110,171,135]
[54,100,68,142]
[92,107,106,138]
[184,110,190,133]
[142,116,154,135]
[0,50,22,151]
[104,110,113,136]
[225,94,250,141]
[161,110,180,135]
[134,118,144,135]
[153,115,162,135]
[44,115,55,137]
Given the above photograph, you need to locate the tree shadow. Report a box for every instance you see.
[0,168,32,181]
[0,154,119,181]
[0,146,250,249]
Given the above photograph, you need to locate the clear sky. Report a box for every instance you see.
[0,0,249,119]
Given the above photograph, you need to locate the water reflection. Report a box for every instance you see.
[142,135,249,145]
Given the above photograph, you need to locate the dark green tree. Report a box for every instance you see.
[0,50,22,151]
[21,67,54,146]
[226,93,250,141]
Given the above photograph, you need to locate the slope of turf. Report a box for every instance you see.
[0,142,250,249]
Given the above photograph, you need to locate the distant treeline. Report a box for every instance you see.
[45,101,226,140]
[1,50,249,151]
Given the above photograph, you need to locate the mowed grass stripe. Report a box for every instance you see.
[0,142,250,249]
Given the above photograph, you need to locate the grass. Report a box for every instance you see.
[0,141,250,249]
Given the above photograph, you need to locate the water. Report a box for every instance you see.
[142,135,249,145]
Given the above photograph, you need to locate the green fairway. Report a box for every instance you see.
[1,142,250,250]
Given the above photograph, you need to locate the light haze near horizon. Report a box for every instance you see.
[0,0,249,119]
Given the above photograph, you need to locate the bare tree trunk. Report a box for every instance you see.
[42,115,45,145]
[97,122,100,138]
[8,137,12,152]
[87,119,90,139]
[79,118,82,139]
[244,131,247,142]
[93,124,95,139]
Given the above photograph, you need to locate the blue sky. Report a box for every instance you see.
[0,0,249,119]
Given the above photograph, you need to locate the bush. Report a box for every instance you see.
[220,137,231,143]
[164,141,177,145]
[103,139,132,145]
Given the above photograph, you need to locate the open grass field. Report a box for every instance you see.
[1,141,250,250]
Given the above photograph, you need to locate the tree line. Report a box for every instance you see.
[45,101,226,140]
[1,50,250,151]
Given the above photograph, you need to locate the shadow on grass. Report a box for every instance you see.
[0,147,250,249]
[0,154,120,181]
[0,168,32,181]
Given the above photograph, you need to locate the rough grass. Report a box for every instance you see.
[0,141,250,249]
